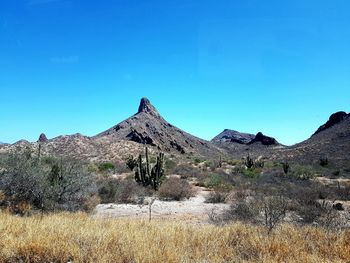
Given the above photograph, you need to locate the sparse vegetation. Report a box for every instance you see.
[0,151,97,214]
[205,191,227,203]
[158,177,194,201]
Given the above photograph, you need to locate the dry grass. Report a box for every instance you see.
[0,212,349,263]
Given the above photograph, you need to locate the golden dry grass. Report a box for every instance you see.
[0,212,349,263]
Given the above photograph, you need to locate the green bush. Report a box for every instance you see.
[193,158,202,165]
[290,165,317,180]
[241,168,261,178]
[98,162,115,172]
[205,174,223,189]
[164,158,177,173]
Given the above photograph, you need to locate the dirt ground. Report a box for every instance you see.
[94,187,229,223]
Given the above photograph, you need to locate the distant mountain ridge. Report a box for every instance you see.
[212,130,279,146]
[0,98,348,166]
[211,129,255,144]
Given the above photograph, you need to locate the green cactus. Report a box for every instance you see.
[130,147,165,190]
[245,155,254,168]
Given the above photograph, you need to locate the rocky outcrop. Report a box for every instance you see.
[313,111,349,136]
[248,132,278,146]
[38,133,49,143]
[137,97,160,117]
[211,129,255,144]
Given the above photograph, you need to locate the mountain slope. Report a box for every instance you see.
[94,97,223,157]
[0,98,225,161]
[275,111,350,166]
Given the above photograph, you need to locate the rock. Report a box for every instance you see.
[248,132,278,146]
[137,97,160,117]
[38,133,48,143]
[211,129,255,144]
[313,111,349,135]
[333,202,344,211]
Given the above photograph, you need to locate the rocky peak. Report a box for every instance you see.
[212,129,255,144]
[248,132,278,146]
[38,133,48,143]
[137,97,160,117]
[313,111,349,135]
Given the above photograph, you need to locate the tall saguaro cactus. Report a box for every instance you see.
[129,147,165,190]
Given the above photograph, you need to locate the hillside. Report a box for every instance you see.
[274,111,350,166]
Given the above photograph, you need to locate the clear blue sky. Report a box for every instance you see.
[1,0,349,145]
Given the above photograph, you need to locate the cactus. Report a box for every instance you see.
[218,156,222,168]
[245,155,254,169]
[282,161,290,174]
[129,147,165,190]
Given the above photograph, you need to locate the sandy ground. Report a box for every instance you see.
[94,188,229,223]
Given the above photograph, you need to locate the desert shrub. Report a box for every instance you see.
[164,158,177,173]
[205,191,227,203]
[97,178,120,203]
[226,159,241,166]
[98,162,115,172]
[319,157,328,167]
[241,168,261,178]
[114,180,151,204]
[290,165,316,180]
[332,170,341,176]
[0,151,97,213]
[260,195,287,233]
[222,195,287,232]
[173,163,204,179]
[254,159,264,168]
[193,157,202,165]
[158,177,194,201]
[205,173,223,188]
[231,201,259,222]
[335,182,350,200]
[114,161,131,174]
[264,161,281,168]
[98,178,151,204]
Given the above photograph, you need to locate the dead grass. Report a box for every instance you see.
[0,212,349,263]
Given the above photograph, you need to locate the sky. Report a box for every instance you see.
[0,0,349,145]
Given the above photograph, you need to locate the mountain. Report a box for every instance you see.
[247,132,279,146]
[94,97,223,157]
[211,129,255,144]
[274,111,350,166]
[313,111,349,136]
[0,98,224,162]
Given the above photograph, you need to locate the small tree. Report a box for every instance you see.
[260,195,287,233]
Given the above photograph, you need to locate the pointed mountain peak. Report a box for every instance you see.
[38,133,48,143]
[137,97,160,117]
